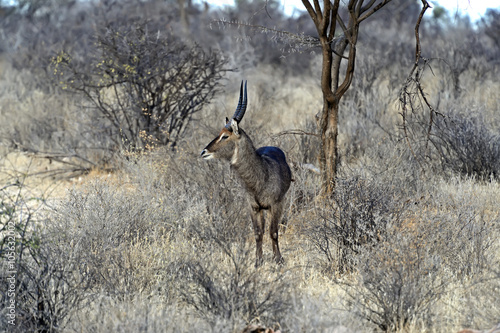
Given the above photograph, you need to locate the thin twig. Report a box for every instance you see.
[213,19,321,50]
[272,129,320,139]
[400,0,433,169]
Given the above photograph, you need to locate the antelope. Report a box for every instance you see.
[200,81,292,266]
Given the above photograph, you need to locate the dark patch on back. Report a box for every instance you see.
[256,146,287,163]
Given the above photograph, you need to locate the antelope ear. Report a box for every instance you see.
[225,117,230,126]
[230,118,240,136]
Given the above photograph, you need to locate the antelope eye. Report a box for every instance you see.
[221,135,229,140]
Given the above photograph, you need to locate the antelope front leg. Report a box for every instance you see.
[270,204,284,265]
[250,206,265,267]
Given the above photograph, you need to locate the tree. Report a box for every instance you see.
[301,0,430,195]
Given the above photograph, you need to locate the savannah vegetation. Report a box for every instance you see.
[0,0,499,332]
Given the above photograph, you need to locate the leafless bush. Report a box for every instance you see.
[49,175,192,299]
[0,181,92,332]
[400,78,500,183]
[347,194,496,332]
[431,110,500,180]
[307,175,400,275]
[480,9,500,49]
[303,134,498,331]
[348,217,449,331]
[52,21,225,152]
[0,162,209,331]
[175,225,293,328]
[328,170,498,332]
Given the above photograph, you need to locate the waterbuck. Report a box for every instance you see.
[200,81,292,266]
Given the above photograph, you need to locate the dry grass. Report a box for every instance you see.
[1,4,500,332]
[2,62,500,332]
[1,63,500,331]
[5,141,496,332]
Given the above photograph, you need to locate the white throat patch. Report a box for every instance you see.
[231,145,239,165]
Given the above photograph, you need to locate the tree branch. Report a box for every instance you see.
[400,0,433,167]
[320,0,331,36]
[414,0,430,64]
[336,12,351,44]
[360,0,377,14]
[358,0,392,24]
[301,0,318,25]
[313,0,322,19]
[273,129,320,138]
[328,0,340,42]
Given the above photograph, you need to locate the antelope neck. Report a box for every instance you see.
[231,131,266,194]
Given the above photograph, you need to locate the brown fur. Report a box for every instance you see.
[201,82,291,266]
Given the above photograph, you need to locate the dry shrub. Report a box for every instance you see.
[345,183,498,332]
[431,109,500,180]
[303,137,499,331]
[175,236,293,329]
[51,21,225,151]
[0,153,210,331]
[0,179,92,332]
[42,150,294,331]
[51,179,180,297]
[307,175,399,275]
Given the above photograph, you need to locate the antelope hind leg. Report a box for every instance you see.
[270,203,284,265]
[250,207,265,267]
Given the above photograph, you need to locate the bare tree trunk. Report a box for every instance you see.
[302,0,391,196]
[319,35,348,193]
[320,99,339,194]
[318,31,334,193]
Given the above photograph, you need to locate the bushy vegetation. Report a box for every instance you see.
[1,0,499,332]
[431,109,500,179]
[51,22,225,151]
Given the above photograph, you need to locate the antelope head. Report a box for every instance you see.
[200,81,247,161]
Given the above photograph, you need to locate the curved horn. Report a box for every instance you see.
[225,81,247,128]
[234,80,248,122]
